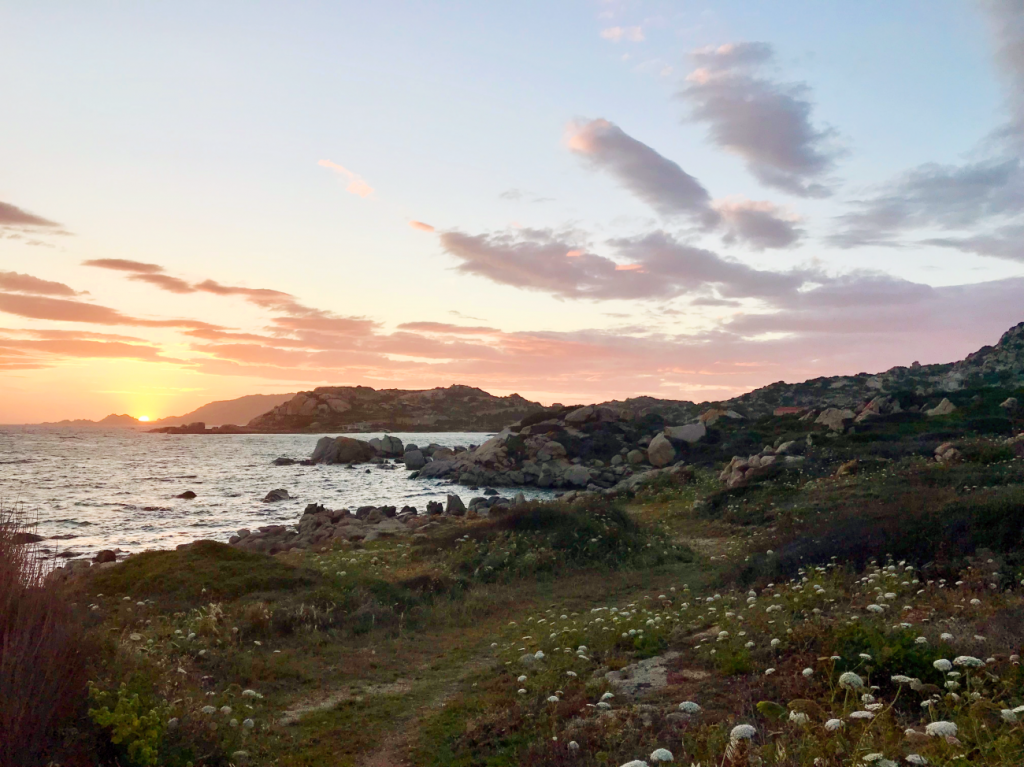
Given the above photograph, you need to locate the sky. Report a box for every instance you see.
[2,1,1024,422]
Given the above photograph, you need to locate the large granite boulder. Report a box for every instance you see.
[664,422,706,443]
[647,433,676,467]
[380,435,404,457]
[404,449,427,470]
[564,465,592,487]
[815,408,856,431]
[925,398,957,417]
[311,436,378,464]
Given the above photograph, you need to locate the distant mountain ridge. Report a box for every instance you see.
[36,393,295,428]
[150,393,295,427]
[39,413,142,428]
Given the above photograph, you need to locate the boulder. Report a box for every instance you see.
[564,405,595,424]
[263,488,291,503]
[626,449,646,465]
[380,435,405,457]
[426,500,444,515]
[93,549,117,564]
[312,436,377,464]
[404,449,427,470]
[445,494,467,515]
[431,447,455,461]
[176,490,197,499]
[11,532,43,545]
[664,422,706,444]
[925,398,957,417]
[1000,397,1018,411]
[815,408,856,431]
[564,465,592,487]
[272,457,296,466]
[647,433,676,467]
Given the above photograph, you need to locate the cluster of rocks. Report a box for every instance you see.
[400,404,728,492]
[246,384,544,433]
[228,494,525,554]
[309,434,472,469]
[718,439,806,488]
[935,442,961,464]
[43,549,120,584]
[148,421,254,435]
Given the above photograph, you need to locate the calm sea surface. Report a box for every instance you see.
[0,428,554,558]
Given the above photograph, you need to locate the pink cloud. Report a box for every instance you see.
[318,159,375,198]
[600,26,644,43]
[409,220,435,232]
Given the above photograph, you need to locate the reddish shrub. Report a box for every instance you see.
[0,507,92,765]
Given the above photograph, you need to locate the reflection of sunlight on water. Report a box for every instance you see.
[0,428,557,557]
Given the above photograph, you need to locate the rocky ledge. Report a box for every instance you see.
[225,493,525,554]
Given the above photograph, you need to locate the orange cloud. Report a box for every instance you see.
[409,220,435,232]
[614,263,645,272]
[83,259,164,273]
[318,159,375,198]
[566,249,584,258]
[0,271,78,296]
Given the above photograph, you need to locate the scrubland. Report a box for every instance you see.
[4,388,1024,766]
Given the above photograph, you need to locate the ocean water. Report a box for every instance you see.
[0,428,555,558]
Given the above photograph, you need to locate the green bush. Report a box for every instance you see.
[88,682,168,766]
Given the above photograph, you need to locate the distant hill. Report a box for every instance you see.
[40,413,142,428]
[150,393,295,427]
[246,384,544,432]
[592,320,1024,421]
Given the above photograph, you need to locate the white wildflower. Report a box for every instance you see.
[649,748,673,762]
[730,724,757,741]
[953,656,984,668]
[678,701,701,714]
[925,721,957,737]
[839,671,865,689]
[824,718,844,731]
[933,659,952,672]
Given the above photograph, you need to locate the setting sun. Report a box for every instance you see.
[138,415,150,422]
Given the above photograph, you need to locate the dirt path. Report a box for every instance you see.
[358,654,493,767]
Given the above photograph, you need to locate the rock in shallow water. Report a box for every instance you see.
[263,488,291,503]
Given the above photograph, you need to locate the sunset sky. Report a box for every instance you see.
[2,1,1023,423]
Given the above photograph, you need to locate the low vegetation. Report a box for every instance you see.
[8,395,1024,766]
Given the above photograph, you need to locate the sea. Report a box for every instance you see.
[0,428,555,559]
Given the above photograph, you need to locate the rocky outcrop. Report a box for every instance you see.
[725,321,1024,419]
[719,441,804,488]
[247,384,544,433]
[385,402,713,492]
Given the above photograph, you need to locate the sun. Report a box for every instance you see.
[138,415,150,422]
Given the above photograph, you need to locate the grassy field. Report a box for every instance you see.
[6,396,1024,766]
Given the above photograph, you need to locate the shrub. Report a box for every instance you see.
[88,682,168,766]
[0,506,94,765]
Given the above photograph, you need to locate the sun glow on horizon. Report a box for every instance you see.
[138,415,150,422]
